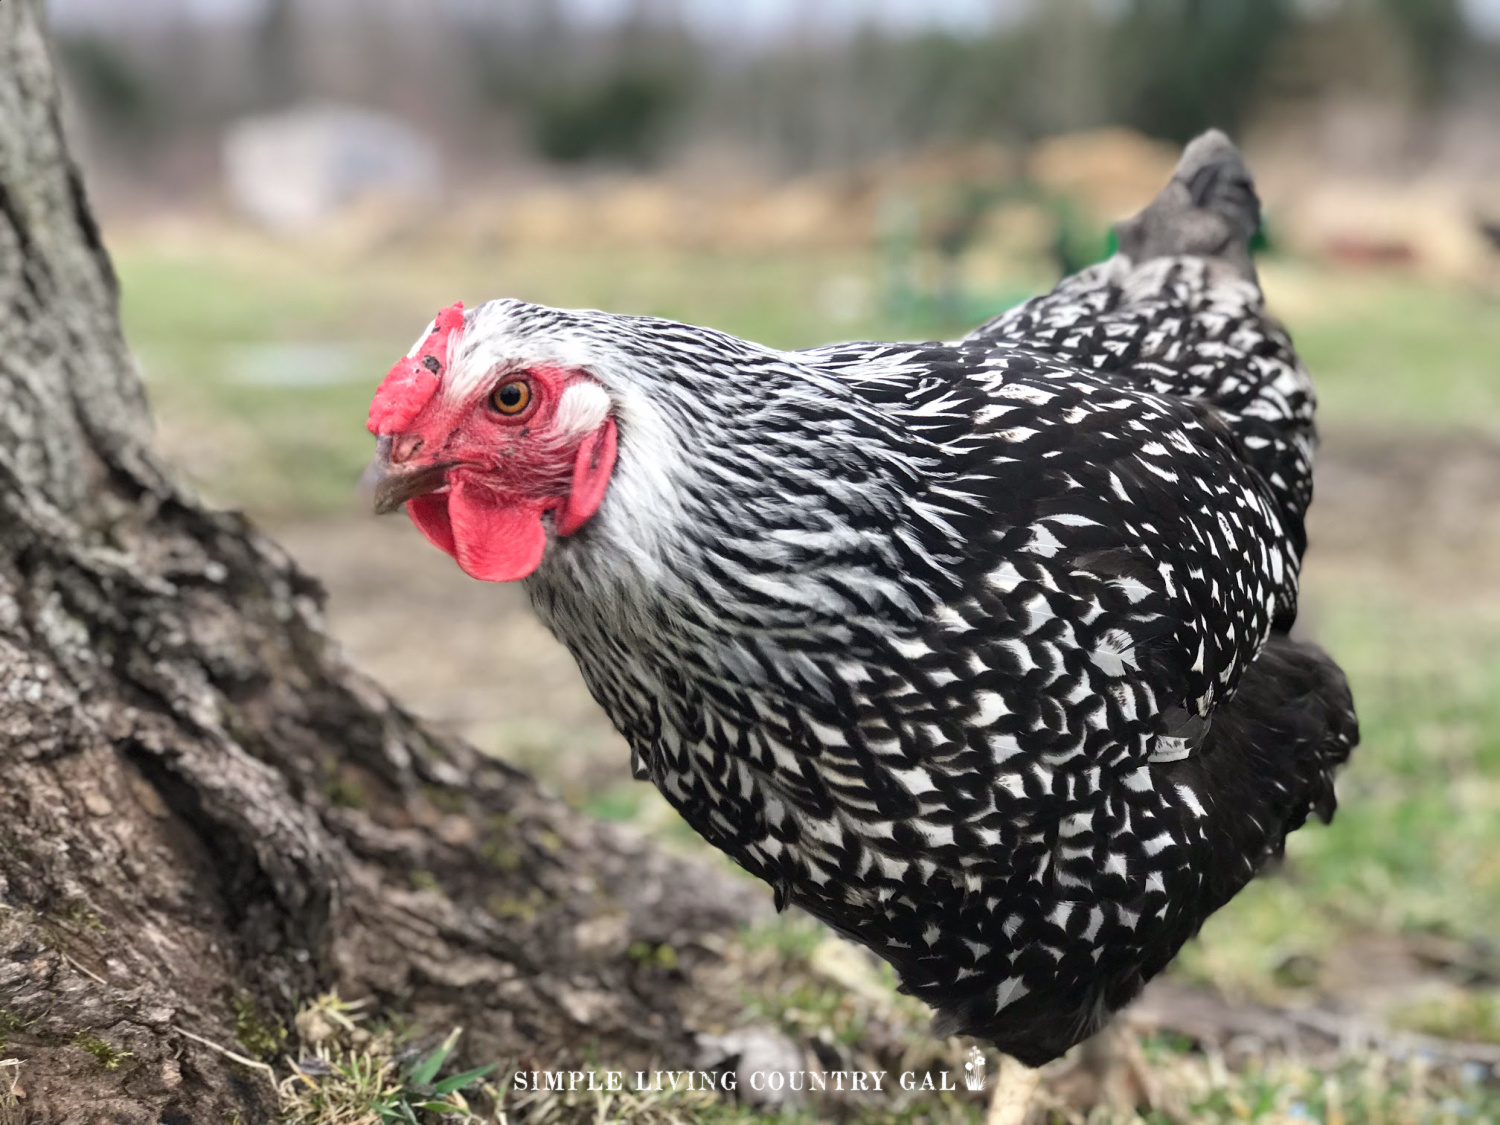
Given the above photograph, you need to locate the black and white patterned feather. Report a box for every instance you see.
[448,131,1358,1065]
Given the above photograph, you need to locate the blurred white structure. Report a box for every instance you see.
[223,103,440,231]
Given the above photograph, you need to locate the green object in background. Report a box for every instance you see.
[879,184,1111,333]
[1251,215,1272,255]
[1051,193,1112,277]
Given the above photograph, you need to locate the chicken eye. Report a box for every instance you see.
[490,380,532,416]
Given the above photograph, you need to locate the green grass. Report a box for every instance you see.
[1175,590,1500,1001]
[1274,264,1500,433]
[278,998,493,1125]
[1394,990,1500,1045]
[1144,1047,1500,1125]
[0,1059,19,1125]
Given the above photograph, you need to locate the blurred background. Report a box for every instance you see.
[48,0,1500,1120]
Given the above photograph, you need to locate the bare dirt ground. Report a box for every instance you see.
[1309,428,1500,598]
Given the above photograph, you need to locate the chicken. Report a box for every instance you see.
[367,132,1357,1067]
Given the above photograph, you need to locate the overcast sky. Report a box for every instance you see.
[47,0,1500,38]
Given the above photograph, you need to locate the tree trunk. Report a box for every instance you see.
[0,3,754,1120]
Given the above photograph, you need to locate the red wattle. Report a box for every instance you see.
[406,492,456,556]
[557,419,618,537]
[448,477,548,583]
[404,481,548,583]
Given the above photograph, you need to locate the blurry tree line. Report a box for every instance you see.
[56,0,1496,179]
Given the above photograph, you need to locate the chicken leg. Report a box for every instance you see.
[985,1055,1042,1125]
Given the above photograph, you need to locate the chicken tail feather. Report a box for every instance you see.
[1114,129,1261,280]
[1155,631,1359,962]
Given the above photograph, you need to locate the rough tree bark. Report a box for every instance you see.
[0,3,754,1120]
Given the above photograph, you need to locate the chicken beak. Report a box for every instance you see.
[365,437,454,515]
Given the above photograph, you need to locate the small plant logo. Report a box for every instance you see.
[963,1046,987,1091]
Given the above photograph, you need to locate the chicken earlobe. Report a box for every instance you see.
[555,418,618,537]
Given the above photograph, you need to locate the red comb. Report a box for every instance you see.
[367,302,465,435]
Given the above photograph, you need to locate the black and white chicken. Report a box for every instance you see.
[368,131,1357,1070]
